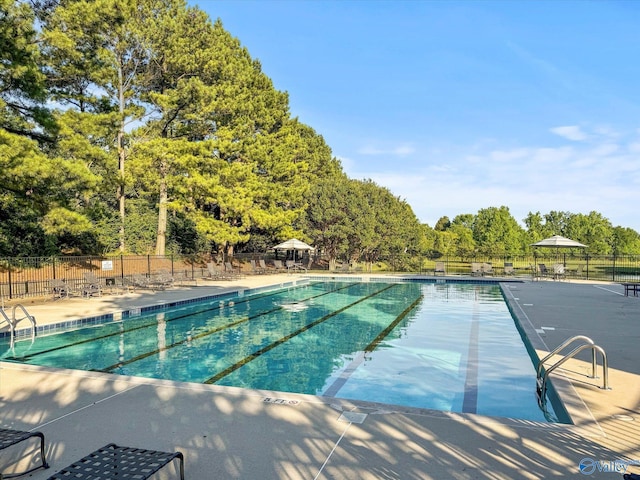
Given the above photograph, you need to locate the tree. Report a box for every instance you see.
[472,206,525,255]
[0,0,55,141]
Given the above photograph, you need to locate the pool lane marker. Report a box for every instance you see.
[322,294,424,397]
[9,282,356,366]
[202,284,396,385]
[461,301,480,414]
[6,286,310,362]
[98,283,359,373]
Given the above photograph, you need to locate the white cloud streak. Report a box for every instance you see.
[342,126,640,231]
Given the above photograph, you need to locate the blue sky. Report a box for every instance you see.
[194,0,640,231]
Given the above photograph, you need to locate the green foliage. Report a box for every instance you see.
[1,0,638,262]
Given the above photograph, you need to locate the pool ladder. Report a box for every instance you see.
[0,304,37,348]
[536,335,610,406]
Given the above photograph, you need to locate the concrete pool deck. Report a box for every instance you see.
[1,274,639,479]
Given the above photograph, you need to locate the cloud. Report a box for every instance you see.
[341,128,640,231]
[550,125,588,141]
[357,144,415,156]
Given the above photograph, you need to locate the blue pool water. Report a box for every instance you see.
[0,280,563,422]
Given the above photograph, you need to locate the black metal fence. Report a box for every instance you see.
[0,255,211,301]
[2,253,640,301]
[421,254,640,282]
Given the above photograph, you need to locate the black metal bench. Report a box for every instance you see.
[46,443,184,479]
[622,283,640,297]
[0,428,49,478]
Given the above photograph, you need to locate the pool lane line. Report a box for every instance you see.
[461,300,480,414]
[202,284,397,385]
[97,282,360,373]
[322,293,424,398]
[4,287,294,361]
[5,282,351,363]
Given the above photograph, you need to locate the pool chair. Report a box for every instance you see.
[503,262,515,276]
[50,279,73,300]
[470,262,482,276]
[250,259,265,274]
[82,272,102,297]
[0,428,49,478]
[481,262,493,276]
[224,261,243,278]
[46,443,184,480]
[273,260,286,272]
[434,261,446,275]
[205,263,231,281]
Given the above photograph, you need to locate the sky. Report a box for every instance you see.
[193,0,640,231]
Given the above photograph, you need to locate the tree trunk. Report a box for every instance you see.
[117,61,126,253]
[155,158,168,255]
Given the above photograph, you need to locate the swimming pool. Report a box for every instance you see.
[0,280,564,423]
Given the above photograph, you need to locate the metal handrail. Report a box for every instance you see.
[12,304,36,331]
[0,304,36,349]
[537,335,596,379]
[537,342,610,406]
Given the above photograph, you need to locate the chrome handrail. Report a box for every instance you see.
[537,335,596,378]
[537,340,610,407]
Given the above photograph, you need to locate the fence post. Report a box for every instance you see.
[612,254,616,282]
[120,254,124,281]
[7,259,12,299]
[586,255,589,280]
[171,254,174,275]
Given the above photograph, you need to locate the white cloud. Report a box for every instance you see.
[550,125,588,141]
[341,128,640,231]
[357,144,415,156]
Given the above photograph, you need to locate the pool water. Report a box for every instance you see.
[0,281,562,422]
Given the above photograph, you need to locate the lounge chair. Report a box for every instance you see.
[129,273,152,290]
[224,261,243,278]
[569,263,584,278]
[273,260,285,272]
[46,443,184,480]
[481,263,493,276]
[205,262,231,281]
[50,279,72,300]
[503,262,515,276]
[250,259,265,274]
[552,263,566,280]
[82,272,102,297]
[538,264,551,279]
[470,262,482,276]
[149,270,174,290]
[285,260,306,273]
[259,259,269,272]
[0,428,49,478]
[434,261,446,275]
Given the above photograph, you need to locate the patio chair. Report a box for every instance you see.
[273,260,286,272]
[50,279,72,300]
[149,270,174,290]
[481,263,493,276]
[46,443,184,480]
[0,428,49,478]
[569,263,584,278]
[286,260,306,273]
[538,264,551,279]
[250,259,265,274]
[82,272,102,297]
[552,263,566,281]
[205,262,231,281]
[224,261,243,278]
[434,261,446,276]
[259,259,270,273]
[503,262,515,276]
[470,262,482,276]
